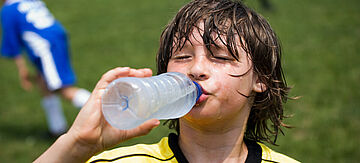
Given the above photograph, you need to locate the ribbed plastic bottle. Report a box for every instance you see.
[101,72,202,130]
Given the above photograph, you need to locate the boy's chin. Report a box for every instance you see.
[183,106,222,121]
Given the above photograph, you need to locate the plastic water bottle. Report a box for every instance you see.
[101,72,202,130]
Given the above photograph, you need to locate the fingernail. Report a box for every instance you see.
[154,120,160,125]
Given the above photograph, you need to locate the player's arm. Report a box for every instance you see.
[34,67,160,163]
[14,55,33,91]
[1,5,32,90]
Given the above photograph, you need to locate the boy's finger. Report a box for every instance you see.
[128,68,150,78]
[125,119,160,138]
[90,67,131,99]
[95,67,130,90]
[140,68,153,77]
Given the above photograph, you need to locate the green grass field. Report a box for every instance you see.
[0,0,359,162]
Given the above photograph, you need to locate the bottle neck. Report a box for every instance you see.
[192,81,202,102]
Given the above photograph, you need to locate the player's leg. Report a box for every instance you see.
[23,32,68,136]
[37,74,67,136]
[59,86,91,109]
[23,32,67,135]
[50,37,91,108]
[47,32,91,109]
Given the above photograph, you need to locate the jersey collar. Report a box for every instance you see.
[168,133,262,163]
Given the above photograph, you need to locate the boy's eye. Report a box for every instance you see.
[212,54,235,61]
[172,54,191,60]
[214,56,231,60]
[209,48,235,61]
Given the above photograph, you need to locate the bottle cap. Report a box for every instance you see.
[192,81,202,102]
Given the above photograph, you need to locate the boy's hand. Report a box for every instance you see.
[14,55,33,91]
[34,67,160,163]
[18,69,33,91]
[67,67,160,156]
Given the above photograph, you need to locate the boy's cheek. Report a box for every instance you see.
[209,80,223,93]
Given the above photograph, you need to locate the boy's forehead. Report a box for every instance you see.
[186,27,242,50]
[181,21,240,47]
[172,30,246,58]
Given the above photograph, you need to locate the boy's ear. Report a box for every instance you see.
[253,76,267,93]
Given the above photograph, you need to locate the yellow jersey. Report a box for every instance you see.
[87,133,299,163]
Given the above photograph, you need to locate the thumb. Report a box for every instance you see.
[125,119,160,138]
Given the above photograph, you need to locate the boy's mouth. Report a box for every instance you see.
[196,86,209,105]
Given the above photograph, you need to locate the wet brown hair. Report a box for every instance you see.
[156,0,291,145]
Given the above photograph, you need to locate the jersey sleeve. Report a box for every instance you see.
[1,5,22,58]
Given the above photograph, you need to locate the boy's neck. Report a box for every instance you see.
[178,108,250,162]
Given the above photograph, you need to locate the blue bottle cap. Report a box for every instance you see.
[192,81,202,102]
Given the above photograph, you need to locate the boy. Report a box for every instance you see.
[1,0,91,136]
[35,0,299,162]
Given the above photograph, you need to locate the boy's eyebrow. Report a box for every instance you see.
[173,41,191,53]
[213,41,227,49]
[180,42,192,49]
[209,36,228,50]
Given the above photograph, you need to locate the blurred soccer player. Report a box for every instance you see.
[1,0,91,136]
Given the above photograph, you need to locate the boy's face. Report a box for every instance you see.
[167,22,265,128]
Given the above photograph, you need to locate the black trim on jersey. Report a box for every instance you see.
[244,139,279,163]
[168,133,189,163]
[244,138,262,163]
[168,133,273,163]
[89,153,175,163]
[262,159,279,163]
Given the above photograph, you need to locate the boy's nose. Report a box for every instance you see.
[187,57,209,81]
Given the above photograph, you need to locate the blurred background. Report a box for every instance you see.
[0,0,359,162]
